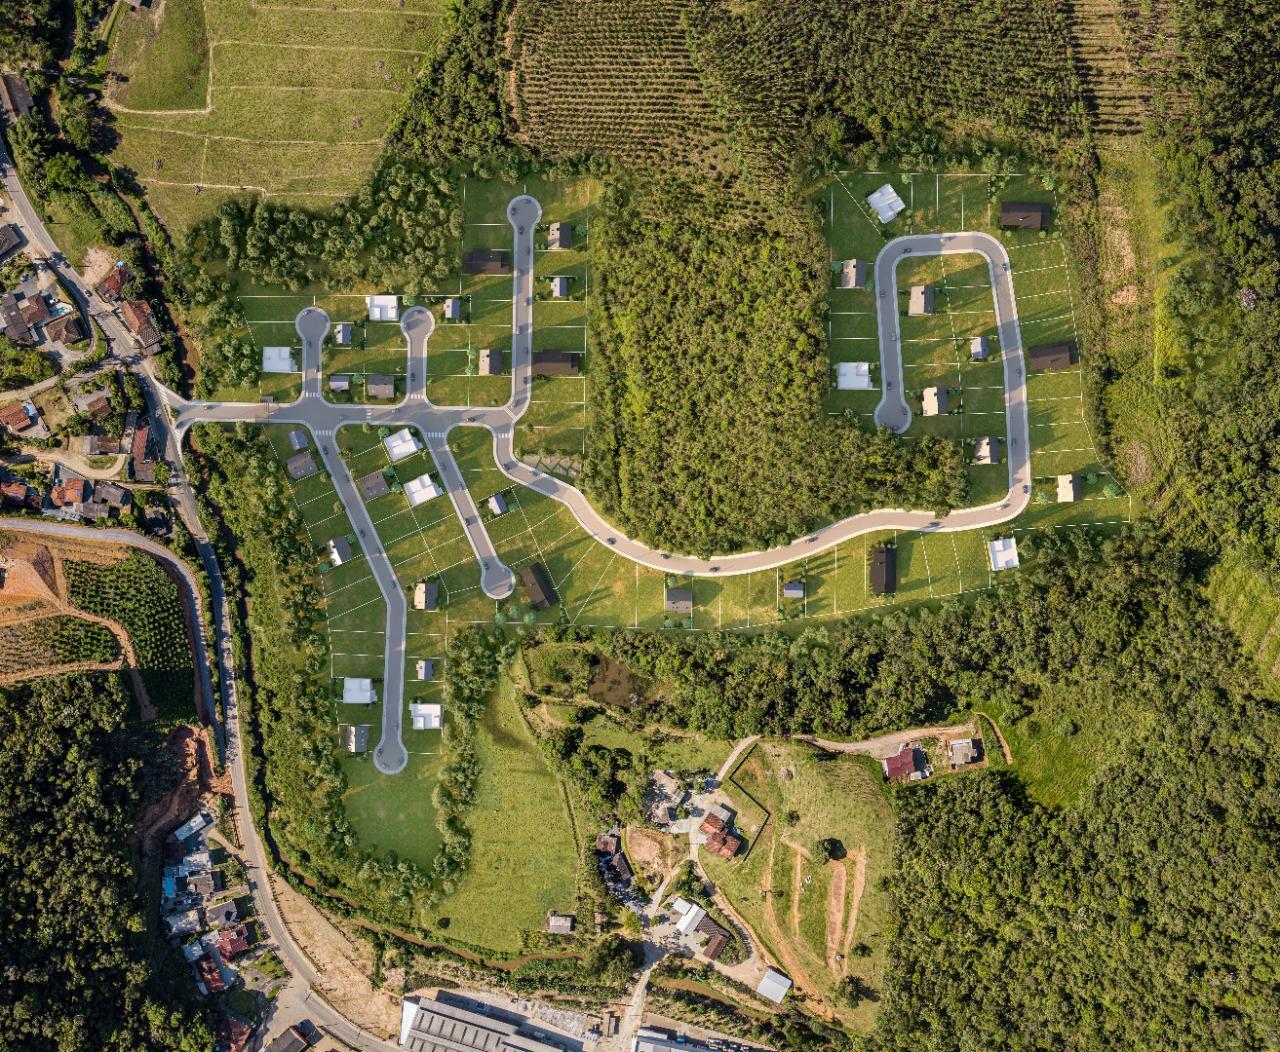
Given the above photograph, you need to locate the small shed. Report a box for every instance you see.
[921,386,949,416]
[443,297,463,321]
[757,968,793,1004]
[342,725,369,754]
[839,259,868,289]
[973,436,1001,465]
[546,912,575,935]
[867,184,906,224]
[908,285,935,316]
[836,361,873,391]
[782,580,805,601]
[665,587,693,615]
[366,374,395,400]
[487,493,508,516]
[548,222,574,250]
[551,276,571,298]
[870,545,896,595]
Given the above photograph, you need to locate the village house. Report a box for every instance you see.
[547,222,574,250]
[521,562,558,610]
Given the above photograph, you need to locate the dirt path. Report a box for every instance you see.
[840,847,868,960]
[760,841,831,1018]
[790,849,803,941]
[796,723,974,760]
[980,715,1015,765]
[826,859,848,975]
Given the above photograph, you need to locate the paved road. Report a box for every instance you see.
[156,211,1032,770]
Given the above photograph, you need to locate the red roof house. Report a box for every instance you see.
[882,745,925,781]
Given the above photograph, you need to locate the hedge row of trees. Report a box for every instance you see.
[0,674,213,1050]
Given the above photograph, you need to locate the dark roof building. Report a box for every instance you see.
[342,724,370,753]
[0,74,34,121]
[477,347,502,376]
[531,351,581,376]
[1027,341,1078,371]
[999,201,1052,230]
[782,580,805,601]
[366,373,396,399]
[0,481,32,506]
[218,924,250,960]
[265,1026,308,1052]
[665,587,693,616]
[548,222,574,250]
[44,312,82,344]
[703,932,730,960]
[521,562,558,610]
[286,451,318,480]
[0,224,21,261]
[358,470,391,501]
[20,295,52,327]
[216,1014,253,1052]
[206,900,239,928]
[462,249,511,276]
[0,292,33,345]
[870,545,897,595]
[96,264,132,303]
[882,745,925,781]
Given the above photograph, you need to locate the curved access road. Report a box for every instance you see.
[487,228,1032,576]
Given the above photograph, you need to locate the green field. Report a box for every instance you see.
[702,740,895,1030]
[106,0,446,230]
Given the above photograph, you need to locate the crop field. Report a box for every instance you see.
[702,740,896,1031]
[65,552,195,719]
[0,616,120,679]
[105,0,447,230]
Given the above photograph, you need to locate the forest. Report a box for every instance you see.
[0,674,212,1051]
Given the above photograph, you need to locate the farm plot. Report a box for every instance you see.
[0,616,121,680]
[703,740,895,1032]
[106,0,448,230]
[65,552,196,720]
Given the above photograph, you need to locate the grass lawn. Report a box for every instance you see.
[703,740,895,1032]
[341,747,444,869]
[432,675,579,952]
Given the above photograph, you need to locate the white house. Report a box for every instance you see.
[383,428,422,463]
[261,345,295,373]
[922,386,948,416]
[487,493,508,516]
[334,323,352,346]
[410,702,442,730]
[836,362,873,391]
[867,183,907,224]
[988,537,1020,572]
[551,276,571,298]
[756,968,793,1004]
[366,295,399,322]
[1057,473,1081,503]
[839,258,868,289]
[675,904,707,937]
[172,812,212,843]
[443,297,463,321]
[342,678,376,704]
[404,473,442,507]
[970,335,991,361]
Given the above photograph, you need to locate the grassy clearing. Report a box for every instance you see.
[703,740,895,1031]
[431,674,579,951]
[106,0,447,230]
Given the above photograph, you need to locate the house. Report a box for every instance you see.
[531,351,581,376]
[704,830,742,859]
[836,361,873,390]
[1057,473,1081,503]
[551,276,571,298]
[415,658,433,680]
[413,580,439,611]
[921,386,948,416]
[404,473,442,506]
[0,401,36,434]
[0,73,34,121]
[48,477,91,509]
[882,745,926,781]
[477,348,502,376]
[130,423,155,483]
[870,544,897,595]
[949,738,981,767]
[328,535,354,567]
[216,1014,253,1052]
[342,724,369,753]
[757,968,793,1004]
[908,284,935,316]
[187,872,220,898]
[96,263,132,303]
[164,909,202,937]
[73,388,112,420]
[988,536,1020,571]
[410,702,442,730]
[334,322,352,345]
[96,482,130,508]
[342,677,376,704]
[487,492,508,516]
[521,562,558,610]
[970,335,991,361]
[383,428,421,462]
[1,481,33,507]
[547,912,575,935]
[1027,341,1078,371]
[288,429,309,452]
[206,900,238,928]
[867,183,907,224]
[604,850,632,884]
[260,345,295,373]
[443,297,463,321]
[265,1026,309,1052]
[839,258,868,289]
[358,470,391,501]
[0,292,33,344]
[366,294,399,322]
[665,586,693,616]
[77,500,111,521]
[973,437,1001,465]
[81,432,119,457]
[999,201,1051,230]
[703,932,730,960]
[20,294,51,327]
[548,222,574,250]
[462,249,511,275]
[172,811,212,843]
[700,803,733,835]
[285,451,317,480]
[0,223,22,261]
[366,373,396,399]
[782,580,805,601]
[675,902,708,937]
[595,832,620,856]
[330,374,351,393]
[121,300,160,350]
[195,954,225,994]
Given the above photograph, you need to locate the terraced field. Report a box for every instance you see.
[106,0,447,230]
